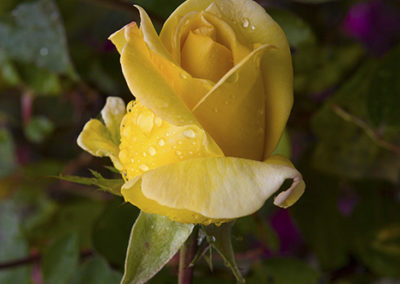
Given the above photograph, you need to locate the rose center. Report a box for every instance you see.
[180,27,234,82]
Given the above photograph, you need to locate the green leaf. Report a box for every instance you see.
[311,61,380,179]
[367,45,400,128]
[0,128,16,178]
[70,255,122,284]
[0,200,30,284]
[351,184,400,277]
[58,170,123,196]
[247,257,320,284]
[121,212,193,284]
[93,199,139,269]
[0,49,20,86]
[294,44,364,94]
[24,116,54,143]
[0,0,75,76]
[291,169,349,270]
[19,64,62,95]
[36,200,105,248]
[202,223,245,284]
[42,233,79,284]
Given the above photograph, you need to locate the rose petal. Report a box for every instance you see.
[161,0,293,158]
[192,44,271,160]
[121,155,305,224]
[77,119,122,170]
[181,30,233,82]
[101,97,125,144]
[119,101,223,180]
[134,5,174,61]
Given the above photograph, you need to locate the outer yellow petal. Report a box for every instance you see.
[161,0,293,158]
[119,101,223,180]
[108,22,133,54]
[101,97,125,144]
[77,119,122,170]
[120,34,196,127]
[134,5,174,61]
[120,24,214,122]
[108,6,173,61]
[121,155,304,224]
[192,44,271,160]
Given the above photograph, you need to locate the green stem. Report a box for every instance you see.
[178,226,198,284]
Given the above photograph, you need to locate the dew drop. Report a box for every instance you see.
[251,24,256,30]
[143,152,147,157]
[154,117,162,127]
[178,140,183,145]
[137,112,154,134]
[148,146,157,156]
[242,18,249,28]
[183,129,196,138]
[158,139,165,146]
[139,164,149,171]
[180,72,189,79]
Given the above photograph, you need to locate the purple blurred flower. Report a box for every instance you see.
[270,209,303,254]
[342,0,400,54]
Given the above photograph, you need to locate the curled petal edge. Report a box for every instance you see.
[121,155,305,224]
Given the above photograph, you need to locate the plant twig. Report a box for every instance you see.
[0,250,93,270]
[179,227,198,284]
[331,104,400,155]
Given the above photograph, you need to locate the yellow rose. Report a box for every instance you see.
[77,0,305,225]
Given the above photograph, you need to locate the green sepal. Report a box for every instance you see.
[202,222,245,283]
[57,170,123,196]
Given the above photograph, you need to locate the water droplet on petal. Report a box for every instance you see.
[176,150,182,156]
[154,117,162,127]
[180,72,189,79]
[242,18,249,28]
[183,129,196,138]
[148,146,156,156]
[251,24,256,30]
[137,112,154,134]
[158,139,165,146]
[139,164,149,171]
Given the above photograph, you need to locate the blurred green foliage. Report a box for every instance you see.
[0,0,399,283]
